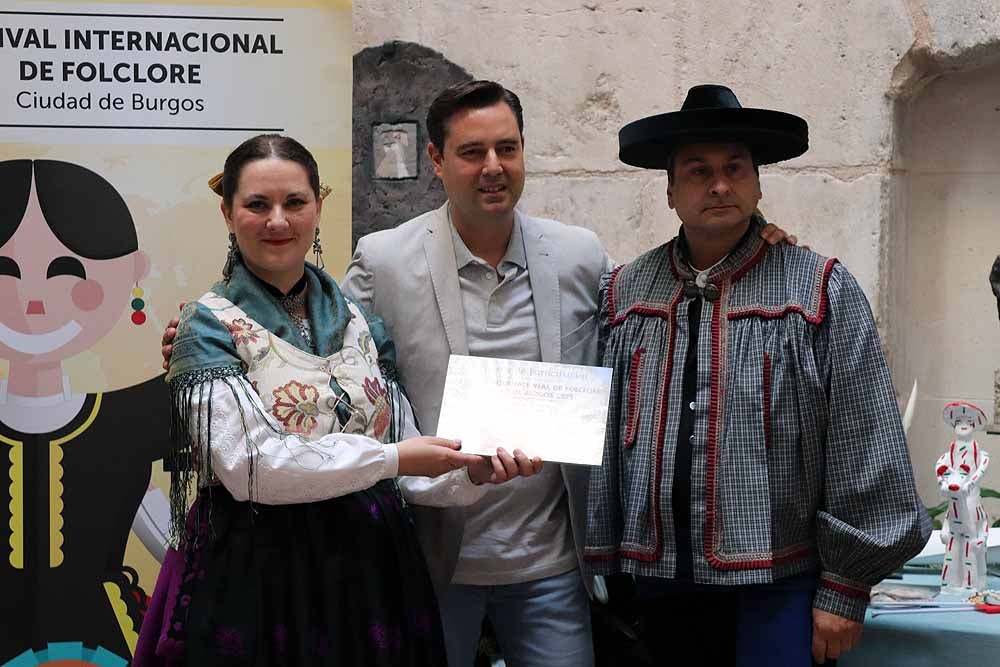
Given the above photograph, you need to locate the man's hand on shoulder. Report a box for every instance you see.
[160,302,185,370]
[760,222,799,247]
[811,608,863,664]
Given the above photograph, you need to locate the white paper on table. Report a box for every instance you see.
[435,355,613,466]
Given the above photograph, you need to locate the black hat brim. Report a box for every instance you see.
[619,108,808,169]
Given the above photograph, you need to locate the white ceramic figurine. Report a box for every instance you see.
[936,401,991,594]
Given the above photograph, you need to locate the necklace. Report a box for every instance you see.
[683,254,728,301]
[276,277,315,352]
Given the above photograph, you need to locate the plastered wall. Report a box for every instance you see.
[890,62,1000,503]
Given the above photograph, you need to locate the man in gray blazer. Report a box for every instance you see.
[342,81,609,667]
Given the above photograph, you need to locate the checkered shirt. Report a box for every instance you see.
[584,219,931,622]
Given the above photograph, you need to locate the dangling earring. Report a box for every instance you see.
[312,227,325,270]
[130,283,146,325]
[223,232,239,279]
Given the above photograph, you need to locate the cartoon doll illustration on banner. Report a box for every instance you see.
[0,159,172,665]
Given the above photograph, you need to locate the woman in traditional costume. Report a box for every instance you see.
[135,135,535,666]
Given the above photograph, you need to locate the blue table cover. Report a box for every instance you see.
[840,574,1000,667]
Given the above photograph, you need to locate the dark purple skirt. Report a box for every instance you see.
[134,481,446,666]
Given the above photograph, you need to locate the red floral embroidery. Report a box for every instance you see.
[271,380,321,434]
[363,376,390,439]
[223,318,259,346]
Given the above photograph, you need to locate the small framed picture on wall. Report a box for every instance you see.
[373,122,418,180]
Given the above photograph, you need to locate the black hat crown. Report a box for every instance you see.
[618,84,808,169]
[681,85,743,111]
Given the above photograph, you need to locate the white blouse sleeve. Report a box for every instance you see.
[193,376,399,504]
[393,385,490,508]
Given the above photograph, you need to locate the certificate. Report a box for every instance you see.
[435,355,613,466]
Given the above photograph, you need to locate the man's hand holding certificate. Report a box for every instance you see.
[436,355,613,466]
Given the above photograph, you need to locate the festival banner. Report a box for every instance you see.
[0,1,350,663]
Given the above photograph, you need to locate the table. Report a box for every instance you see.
[840,575,1000,667]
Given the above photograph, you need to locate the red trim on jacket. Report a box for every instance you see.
[702,285,810,571]
[625,348,645,448]
[728,258,838,324]
[619,287,683,562]
[611,303,677,326]
[763,352,772,449]
[773,544,815,565]
[605,264,624,323]
[702,284,774,570]
[819,575,871,599]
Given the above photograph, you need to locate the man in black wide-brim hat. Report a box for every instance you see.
[584,85,931,666]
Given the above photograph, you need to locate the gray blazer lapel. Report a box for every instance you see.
[522,213,561,363]
[423,204,469,355]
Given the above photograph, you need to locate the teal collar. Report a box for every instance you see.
[214,260,352,357]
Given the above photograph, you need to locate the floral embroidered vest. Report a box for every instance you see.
[198,291,392,443]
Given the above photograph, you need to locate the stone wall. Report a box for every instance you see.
[352,42,471,249]
[353,0,1000,506]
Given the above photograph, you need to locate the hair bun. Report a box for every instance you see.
[208,172,224,197]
